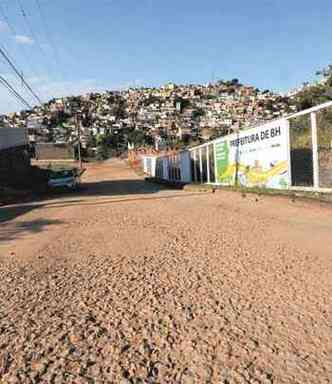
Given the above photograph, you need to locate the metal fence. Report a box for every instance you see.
[286,101,332,191]
[149,101,332,192]
[190,142,216,184]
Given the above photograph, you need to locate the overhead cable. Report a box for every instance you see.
[16,0,54,77]
[0,1,39,79]
[0,45,43,105]
[35,0,63,80]
[0,74,33,109]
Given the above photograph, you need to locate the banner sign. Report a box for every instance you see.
[215,119,290,189]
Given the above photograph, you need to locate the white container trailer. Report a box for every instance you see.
[143,156,157,177]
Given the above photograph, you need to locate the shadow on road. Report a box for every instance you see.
[17,191,200,211]
[34,179,172,201]
[0,179,175,224]
[76,179,168,197]
[0,218,64,243]
[0,205,38,224]
[0,191,202,230]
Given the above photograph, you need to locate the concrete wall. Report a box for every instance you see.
[0,145,31,186]
[35,143,74,160]
[0,128,28,151]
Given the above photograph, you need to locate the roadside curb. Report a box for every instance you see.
[145,178,332,205]
[186,184,332,205]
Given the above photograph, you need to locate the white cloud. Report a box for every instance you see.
[0,21,10,33]
[14,35,35,45]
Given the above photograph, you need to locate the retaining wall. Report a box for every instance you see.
[0,145,31,186]
[0,128,27,151]
[35,143,74,160]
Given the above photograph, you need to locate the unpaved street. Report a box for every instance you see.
[0,160,331,383]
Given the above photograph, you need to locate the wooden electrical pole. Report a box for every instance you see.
[76,113,82,170]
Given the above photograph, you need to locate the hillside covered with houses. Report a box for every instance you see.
[0,79,299,158]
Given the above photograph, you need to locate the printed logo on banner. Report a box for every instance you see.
[215,122,290,189]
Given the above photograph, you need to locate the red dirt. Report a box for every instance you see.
[0,159,331,383]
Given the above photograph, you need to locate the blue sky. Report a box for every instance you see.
[0,0,331,113]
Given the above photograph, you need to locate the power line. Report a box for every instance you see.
[0,1,39,79]
[0,75,33,109]
[0,1,57,107]
[0,77,32,109]
[16,0,54,77]
[35,0,64,80]
[0,45,43,104]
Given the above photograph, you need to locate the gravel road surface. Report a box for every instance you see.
[0,160,331,383]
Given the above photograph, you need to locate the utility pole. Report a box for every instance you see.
[76,112,82,170]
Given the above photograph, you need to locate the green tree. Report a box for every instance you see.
[295,65,332,110]
[96,142,111,160]
[127,129,153,147]
[296,85,331,110]
[316,65,332,87]
[192,108,205,119]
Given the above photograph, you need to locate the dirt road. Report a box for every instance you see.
[0,160,331,383]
